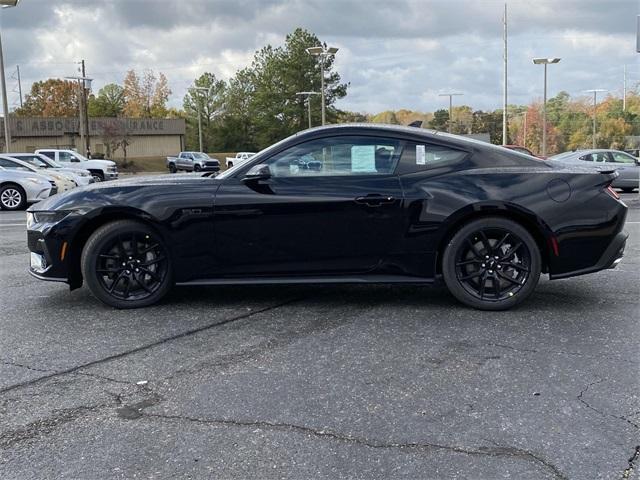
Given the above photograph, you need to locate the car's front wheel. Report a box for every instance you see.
[81,220,173,308]
[442,217,541,310]
[0,184,27,210]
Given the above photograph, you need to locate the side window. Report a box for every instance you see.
[0,159,30,171]
[58,152,73,162]
[264,136,401,178]
[579,154,593,162]
[611,152,636,164]
[396,142,467,174]
[40,151,55,160]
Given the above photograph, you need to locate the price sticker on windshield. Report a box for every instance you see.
[416,145,426,165]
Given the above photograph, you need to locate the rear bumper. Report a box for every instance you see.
[550,231,628,280]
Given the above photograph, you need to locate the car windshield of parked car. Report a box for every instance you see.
[265,136,402,177]
[20,156,50,168]
[0,158,34,172]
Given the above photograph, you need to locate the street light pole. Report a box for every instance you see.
[296,91,319,129]
[306,46,338,126]
[585,89,607,149]
[192,86,210,152]
[533,57,561,156]
[65,75,93,157]
[438,93,463,133]
[0,0,20,153]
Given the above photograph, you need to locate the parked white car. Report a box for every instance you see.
[8,153,93,186]
[0,155,76,193]
[225,152,256,168]
[36,149,118,182]
[0,166,53,210]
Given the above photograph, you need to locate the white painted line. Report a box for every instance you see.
[626,222,640,224]
[0,223,26,227]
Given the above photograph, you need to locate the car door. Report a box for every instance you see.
[608,151,639,187]
[212,135,406,277]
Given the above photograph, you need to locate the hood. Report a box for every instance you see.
[88,159,116,167]
[29,173,220,211]
[0,169,51,184]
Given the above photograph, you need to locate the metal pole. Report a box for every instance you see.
[523,111,527,149]
[197,93,203,152]
[542,63,547,157]
[0,28,11,153]
[81,60,90,156]
[307,98,311,129]
[320,55,326,126]
[502,2,508,145]
[448,95,453,133]
[16,64,22,108]
[77,80,85,155]
[592,91,597,149]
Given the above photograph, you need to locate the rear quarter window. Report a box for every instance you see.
[396,142,467,174]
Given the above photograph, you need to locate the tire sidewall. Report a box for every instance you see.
[442,217,542,310]
[81,220,173,308]
[0,185,27,211]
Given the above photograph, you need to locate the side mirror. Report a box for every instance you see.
[242,164,271,182]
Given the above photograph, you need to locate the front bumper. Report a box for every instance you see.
[105,171,119,180]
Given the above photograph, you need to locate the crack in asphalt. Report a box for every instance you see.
[0,403,113,449]
[139,411,567,479]
[0,297,303,396]
[622,446,640,479]
[0,359,53,374]
[578,378,639,430]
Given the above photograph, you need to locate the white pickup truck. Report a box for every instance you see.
[36,149,118,182]
[225,152,256,168]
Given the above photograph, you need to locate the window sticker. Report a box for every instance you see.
[351,145,376,172]
[416,144,426,165]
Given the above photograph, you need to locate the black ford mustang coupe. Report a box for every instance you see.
[27,124,628,310]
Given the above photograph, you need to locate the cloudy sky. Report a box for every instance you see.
[1,0,638,114]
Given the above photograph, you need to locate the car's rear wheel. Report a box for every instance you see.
[0,184,27,210]
[81,220,173,308]
[442,217,541,310]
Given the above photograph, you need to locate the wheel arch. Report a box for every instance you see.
[66,208,166,289]
[434,203,552,275]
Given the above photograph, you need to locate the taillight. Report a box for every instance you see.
[606,185,620,200]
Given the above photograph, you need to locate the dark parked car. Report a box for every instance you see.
[26,124,628,310]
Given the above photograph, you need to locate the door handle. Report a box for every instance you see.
[354,195,396,207]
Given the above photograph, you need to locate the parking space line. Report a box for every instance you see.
[0,223,26,227]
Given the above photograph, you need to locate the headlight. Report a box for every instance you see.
[28,210,72,226]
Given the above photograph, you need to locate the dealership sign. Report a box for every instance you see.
[1,117,186,138]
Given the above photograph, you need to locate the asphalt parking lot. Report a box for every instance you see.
[0,194,638,480]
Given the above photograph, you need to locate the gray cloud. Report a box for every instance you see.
[1,0,638,114]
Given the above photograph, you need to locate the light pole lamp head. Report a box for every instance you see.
[306,47,324,56]
[533,57,561,64]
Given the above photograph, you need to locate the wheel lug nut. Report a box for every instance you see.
[489,270,493,274]
[481,263,486,267]
[135,268,139,272]
[122,262,126,266]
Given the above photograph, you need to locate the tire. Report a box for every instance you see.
[227,162,233,168]
[90,171,104,182]
[194,164,201,172]
[168,163,177,173]
[442,217,541,310]
[81,220,173,308]
[620,188,635,193]
[0,184,27,210]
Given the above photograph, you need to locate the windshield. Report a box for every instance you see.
[192,153,210,160]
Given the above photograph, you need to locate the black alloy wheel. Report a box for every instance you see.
[81,220,172,308]
[442,217,541,310]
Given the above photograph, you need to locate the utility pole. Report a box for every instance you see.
[192,86,209,152]
[585,89,607,149]
[533,58,560,156]
[16,65,22,108]
[65,75,92,157]
[502,3,508,145]
[306,46,338,126]
[0,27,10,152]
[522,111,527,149]
[438,93,463,133]
[296,91,319,129]
[81,60,91,156]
